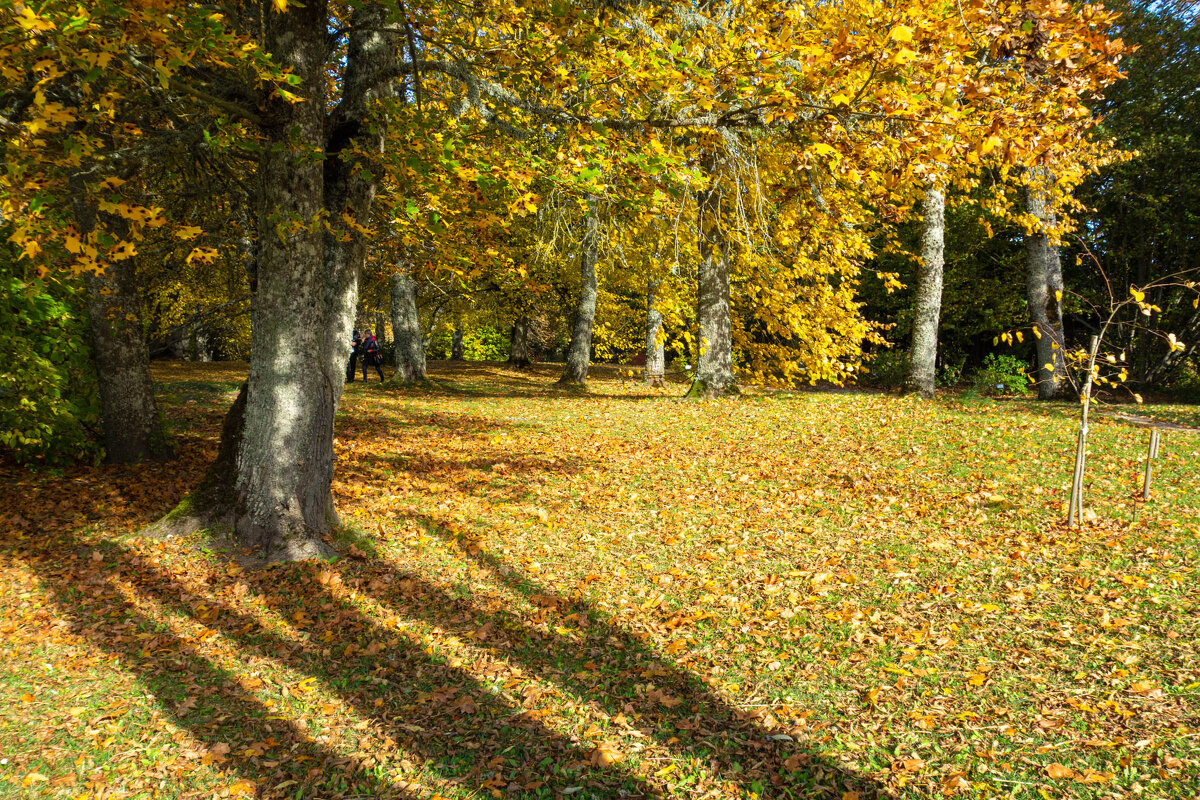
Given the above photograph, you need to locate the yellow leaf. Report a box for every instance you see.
[1046,762,1076,779]
[890,25,914,43]
[1130,287,1145,302]
[273,0,288,10]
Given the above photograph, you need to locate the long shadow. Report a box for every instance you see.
[14,526,882,798]
[16,532,659,799]
[19,540,421,799]
[368,517,886,799]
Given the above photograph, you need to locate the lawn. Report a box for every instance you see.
[1,361,1197,799]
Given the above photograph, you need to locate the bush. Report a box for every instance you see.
[862,348,908,388]
[970,353,1031,396]
[426,324,509,361]
[937,355,967,388]
[0,272,101,465]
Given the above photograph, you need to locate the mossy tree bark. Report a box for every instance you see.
[904,186,945,398]
[71,177,172,464]
[508,316,533,368]
[451,318,465,360]
[155,2,398,560]
[687,173,738,399]
[558,203,600,386]
[1025,169,1067,400]
[645,279,666,387]
[389,269,426,382]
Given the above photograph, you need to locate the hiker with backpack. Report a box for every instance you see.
[360,329,385,382]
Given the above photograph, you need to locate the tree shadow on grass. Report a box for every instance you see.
[16,526,885,799]
[18,533,660,798]
[366,516,887,799]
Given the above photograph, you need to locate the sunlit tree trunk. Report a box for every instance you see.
[645,279,666,387]
[1025,169,1067,400]
[389,269,426,382]
[905,186,945,398]
[451,318,465,360]
[509,316,532,367]
[160,1,396,560]
[559,203,600,385]
[686,176,737,398]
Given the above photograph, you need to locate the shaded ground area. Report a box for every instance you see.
[1,360,1198,799]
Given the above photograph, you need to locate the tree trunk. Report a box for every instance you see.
[904,186,945,398]
[1025,170,1067,400]
[645,279,666,387]
[156,1,396,560]
[70,177,171,464]
[686,177,738,398]
[558,204,600,386]
[509,316,532,368]
[389,270,426,382]
[84,260,173,463]
[451,318,465,360]
[374,311,386,344]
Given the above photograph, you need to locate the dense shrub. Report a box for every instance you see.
[970,353,1031,396]
[0,271,101,465]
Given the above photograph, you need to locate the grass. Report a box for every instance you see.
[0,359,1197,799]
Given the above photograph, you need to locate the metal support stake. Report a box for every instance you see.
[1069,425,1087,526]
[1142,428,1162,501]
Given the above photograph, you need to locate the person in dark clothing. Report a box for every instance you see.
[346,329,362,382]
[361,330,385,381]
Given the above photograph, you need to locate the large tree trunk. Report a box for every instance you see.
[156,1,395,560]
[905,186,946,398]
[509,316,532,368]
[686,177,737,398]
[70,177,171,464]
[389,270,426,382]
[558,204,600,386]
[451,318,465,360]
[645,279,666,387]
[84,260,173,463]
[1025,170,1067,400]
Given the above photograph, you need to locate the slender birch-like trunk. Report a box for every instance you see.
[645,279,666,387]
[686,172,737,398]
[905,186,945,398]
[559,204,600,385]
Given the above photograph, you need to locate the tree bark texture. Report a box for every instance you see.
[1025,170,1067,400]
[645,280,666,387]
[558,205,600,385]
[509,316,532,368]
[451,318,465,360]
[71,176,171,464]
[389,270,426,382]
[166,1,398,559]
[905,186,945,398]
[687,179,737,398]
[84,260,173,463]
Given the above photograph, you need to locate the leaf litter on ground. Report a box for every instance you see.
[0,360,1197,799]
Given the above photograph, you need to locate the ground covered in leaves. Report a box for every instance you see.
[1,361,1198,800]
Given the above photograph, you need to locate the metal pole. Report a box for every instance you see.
[1142,429,1162,501]
[1068,336,1101,527]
